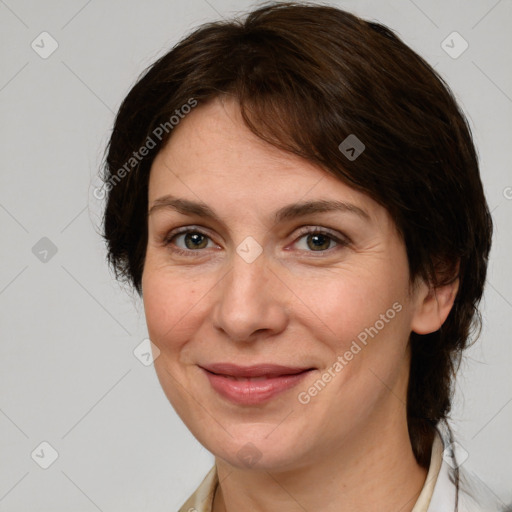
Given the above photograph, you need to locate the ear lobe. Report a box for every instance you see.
[411,276,460,335]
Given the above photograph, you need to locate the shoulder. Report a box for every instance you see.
[428,427,509,512]
[457,467,511,512]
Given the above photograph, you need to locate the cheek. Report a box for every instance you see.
[288,266,402,341]
[142,267,201,352]
[293,266,413,401]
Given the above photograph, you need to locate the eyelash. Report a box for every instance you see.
[162,226,350,258]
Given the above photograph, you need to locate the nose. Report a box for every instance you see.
[211,249,289,343]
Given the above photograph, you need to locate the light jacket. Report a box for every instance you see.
[425,433,507,512]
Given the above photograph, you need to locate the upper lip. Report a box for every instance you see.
[200,363,314,378]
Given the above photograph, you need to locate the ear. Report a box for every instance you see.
[410,264,460,335]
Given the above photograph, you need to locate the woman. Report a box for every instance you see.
[99,2,505,511]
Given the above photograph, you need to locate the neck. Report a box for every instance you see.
[212,410,429,512]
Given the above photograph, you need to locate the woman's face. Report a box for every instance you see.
[142,97,430,470]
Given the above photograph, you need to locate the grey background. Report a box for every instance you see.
[0,0,511,510]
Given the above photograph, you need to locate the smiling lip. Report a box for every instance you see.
[199,363,315,405]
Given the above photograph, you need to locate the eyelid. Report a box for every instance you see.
[162,225,220,255]
[292,225,351,245]
[162,224,350,256]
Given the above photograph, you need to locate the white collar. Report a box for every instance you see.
[426,426,505,512]
[412,432,445,511]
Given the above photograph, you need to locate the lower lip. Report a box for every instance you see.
[201,368,313,405]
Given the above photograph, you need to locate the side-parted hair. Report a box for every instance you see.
[100,1,493,469]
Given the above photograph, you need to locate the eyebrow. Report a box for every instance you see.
[148,195,371,223]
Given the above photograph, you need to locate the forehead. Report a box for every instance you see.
[148,97,382,224]
[151,97,318,180]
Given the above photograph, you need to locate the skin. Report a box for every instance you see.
[141,96,459,512]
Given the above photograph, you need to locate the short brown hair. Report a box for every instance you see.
[99,1,493,468]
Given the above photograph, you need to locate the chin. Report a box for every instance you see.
[205,428,310,471]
